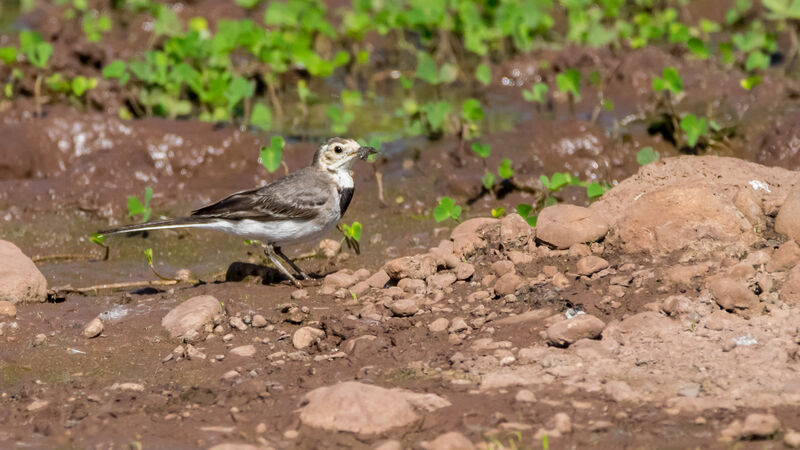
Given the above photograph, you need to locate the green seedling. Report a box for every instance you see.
[687,37,710,59]
[128,186,153,223]
[236,0,261,8]
[433,197,462,222]
[260,136,284,173]
[680,114,709,148]
[102,60,129,85]
[482,171,495,191]
[471,142,490,158]
[89,232,105,246]
[422,101,451,134]
[491,207,504,218]
[515,204,537,226]
[652,67,683,94]
[250,102,272,130]
[637,146,661,165]
[475,63,491,86]
[341,221,362,254]
[556,68,581,102]
[522,82,548,104]
[415,51,458,85]
[740,75,763,90]
[82,12,112,42]
[497,158,514,179]
[586,182,608,198]
[19,30,52,68]
[0,46,17,65]
[144,248,175,281]
[327,104,355,134]
[745,50,770,71]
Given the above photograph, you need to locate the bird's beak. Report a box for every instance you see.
[357,146,378,160]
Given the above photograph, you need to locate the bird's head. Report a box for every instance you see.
[312,138,377,173]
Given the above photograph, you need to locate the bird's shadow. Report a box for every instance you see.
[224,262,324,286]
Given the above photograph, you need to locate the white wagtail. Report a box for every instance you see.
[99,137,377,287]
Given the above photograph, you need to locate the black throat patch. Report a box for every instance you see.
[339,187,354,217]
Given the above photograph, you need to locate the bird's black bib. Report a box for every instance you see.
[339,187,354,217]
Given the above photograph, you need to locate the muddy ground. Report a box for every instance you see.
[4,1,800,449]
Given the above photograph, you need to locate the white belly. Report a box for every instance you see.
[199,218,337,247]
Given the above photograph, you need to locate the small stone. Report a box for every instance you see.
[110,382,145,392]
[708,277,758,313]
[455,263,475,280]
[349,281,370,296]
[546,315,605,347]
[515,389,536,403]
[229,317,248,331]
[366,270,390,288]
[185,344,206,360]
[161,295,223,340]
[82,317,104,339]
[491,260,515,277]
[428,318,449,333]
[576,256,609,276]
[424,432,475,450]
[222,333,234,342]
[290,289,309,300]
[553,412,572,434]
[251,314,268,328]
[0,240,48,304]
[741,413,781,439]
[292,327,325,350]
[398,278,426,293]
[255,423,267,434]
[284,430,299,439]
[449,317,469,333]
[230,344,256,357]
[535,205,609,249]
[33,334,46,346]
[494,273,523,296]
[776,188,800,243]
[26,400,49,412]
[324,270,357,289]
[428,272,457,290]
[767,241,800,272]
[383,254,438,280]
[785,430,800,448]
[0,301,16,318]
[373,440,403,450]
[319,239,341,258]
[222,370,240,381]
[391,299,419,317]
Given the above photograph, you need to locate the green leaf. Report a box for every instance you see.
[89,232,105,246]
[343,222,362,241]
[522,82,548,103]
[71,76,96,97]
[680,114,709,148]
[260,135,284,173]
[341,90,363,108]
[0,46,17,65]
[550,172,570,191]
[128,196,145,217]
[652,67,683,94]
[586,182,607,198]
[416,52,439,84]
[461,98,484,122]
[225,76,255,112]
[687,38,710,59]
[497,158,514,179]
[251,102,272,130]
[144,248,154,266]
[103,60,127,80]
[423,101,451,131]
[482,171,495,190]
[491,207,504,218]
[471,142,491,158]
[539,174,551,190]
[236,0,260,8]
[556,69,581,101]
[745,50,770,71]
[439,63,458,84]
[636,146,660,165]
[515,204,537,226]
[475,63,491,86]
[740,75,762,90]
[433,197,461,222]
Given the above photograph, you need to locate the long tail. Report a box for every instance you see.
[98,217,216,236]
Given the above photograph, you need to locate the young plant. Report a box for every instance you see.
[433,197,462,222]
[260,136,285,173]
[515,204,537,226]
[556,68,581,102]
[341,221,362,254]
[680,114,709,148]
[471,142,490,158]
[128,186,154,223]
[636,146,661,165]
[522,82,548,104]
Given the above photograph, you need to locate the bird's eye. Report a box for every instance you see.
[334,146,343,154]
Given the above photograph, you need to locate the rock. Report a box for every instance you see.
[390,299,419,317]
[451,218,497,258]
[229,316,248,331]
[222,370,240,381]
[661,295,692,316]
[491,260,515,277]
[455,263,475,280]
[546,315,605,347]
[781,264,800,305]
[291,289,309,300]
[450,218,498,240]
[428,318,449,332]
[383,255,437,280]
[611,184,756,254]
[785,430,800,448]
[230,345,256,357]
[292,327,325,350]
[251,314,268,328]
[398,278,426,293]
[769,240,800,272]
[500,213,532,247]
[507,251,533,266]
[741,413,781,439]
[430,247,459,269]
[298,381,449,434]
[515,389,536,403]
[449,318,469,333]
[708,277,758,313]
[185,344,206,360]
[535,205,609,249]
[0,301,17,318]
[324,271,357,289]
[207,444,265,450]
[553,412,572,434]
[776,188,800,243]
[494,273,523,296]
[26,400,49,412]
[319,239,341,258]
[353,268,371,280]
[161,295,223,340]
[373,440,403,450]
[82,317,104,338]
[110,382,145,392]
[424,432,475,450]
[428,272,457,290]
[604,380,636,402]
[0,240,47,304]
[576,256,609,276]
[366,270,390,288]
[350,281,371,296]
[734,188,765,229]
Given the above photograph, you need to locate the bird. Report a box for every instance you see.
[98,137,378,287]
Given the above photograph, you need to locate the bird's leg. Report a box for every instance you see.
[274,246,311,280]
[262,244,301,288]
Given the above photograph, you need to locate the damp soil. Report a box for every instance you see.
[3,1,800,449]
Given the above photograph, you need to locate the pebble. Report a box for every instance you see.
[455,262,475,280]
[82,317,104,338]
[741,413,781,438]
[230,344,256,357]
[290,289,309,300]
[424,431,475,450]
[251,314,268,328]
[449,317,469,333]
[0,301,16,318]
[185,344,207,360]
[785,430,800,448]
[391,299,419,317]
[222,333,234,342]
[229,317,248,331]
[161,295,223,340]
[515,389,536,402]
[576,255,610,276]
[366,270,390,288]
[292,327,325,349]
[546,314,606,347]
[222,370,240,381]
[494,273,523,296]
